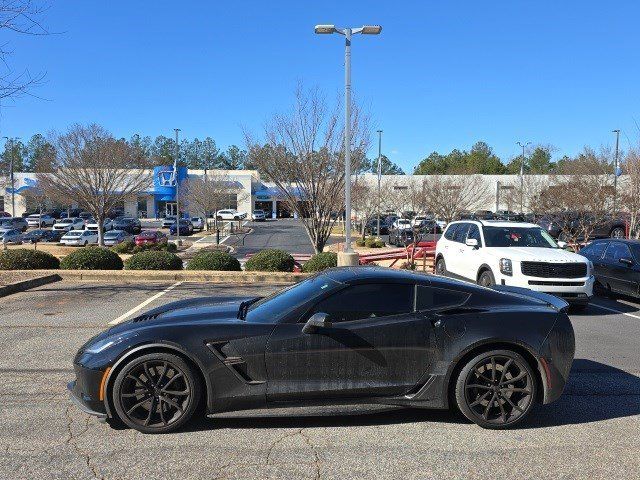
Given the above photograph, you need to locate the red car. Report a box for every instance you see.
[134,230,167,246]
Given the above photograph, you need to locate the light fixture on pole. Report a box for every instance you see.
[376,130,383,238]
[516,141,531,214]
[612,129,620,216]
[174,128,181,246]
[314,24,382,265]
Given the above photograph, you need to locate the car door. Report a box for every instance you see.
[457,223,482,281]
[264,282,434,402]
[447,223,471,278]
[601,242,636,295]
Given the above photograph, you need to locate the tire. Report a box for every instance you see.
[478,269,495,287]
[610,227,625,239]
[112,352,202,434]
[435,257,447,276]
[83,241,88,246]
[455,349,537,429]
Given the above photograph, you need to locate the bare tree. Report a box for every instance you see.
[501,176,550,214]
[421,174,491,223]
[621,149,640,238]
[0,1,48,99]
[180,172,248,231]
[246,85,370,253]
[37,124,152,245]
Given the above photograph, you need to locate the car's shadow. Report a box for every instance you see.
[176,358,639,432]
[572,295,640,316]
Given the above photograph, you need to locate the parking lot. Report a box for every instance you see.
[0,280,638,479]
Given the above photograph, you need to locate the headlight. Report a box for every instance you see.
[85,332,137,354]
[499,258,513,276]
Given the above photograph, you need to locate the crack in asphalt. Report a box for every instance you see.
[64,405,103,480]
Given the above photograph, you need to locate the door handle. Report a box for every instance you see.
[429,317,442,328]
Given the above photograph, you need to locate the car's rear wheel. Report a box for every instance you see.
[455,350,537,429]
[112,352,202,434]
[610,227,625,239]
[435,257,447,276]
[478,269,495,287]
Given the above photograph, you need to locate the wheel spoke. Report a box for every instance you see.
[126,395,152,414]
[498,359,512,384]
[483,393,497,420]
[156,361,168,387]
[143,362,155,385]
[121,390,147,398]
[161,395,184,413]
[162,373,183,390]
[473,368,493,384]
[501,371,527,385]
[465,384,491,390]
[503,395,525,413]
[144,397,157,426]
[469,391,490,407]
[159,398,167,425]
[490,357,496,382]
[162,389,190,396]
[502,387,531,394]
[497,398,508,423]
[126,374,151,389]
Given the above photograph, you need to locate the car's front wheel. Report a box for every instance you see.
[610,227,625,238]
[112,352,202,434]
[478,269,495,287]
[455,349,537,429]
[435,257,447,276]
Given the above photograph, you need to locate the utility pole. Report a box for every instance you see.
[376,129,382,238]
[613,129,620,216]
[516,141,531,214]
[174,128,181,246]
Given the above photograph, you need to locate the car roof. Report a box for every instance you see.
[448,220,539,229]
[589,238,640,245]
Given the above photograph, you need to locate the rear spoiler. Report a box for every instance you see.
[491,285,570,312]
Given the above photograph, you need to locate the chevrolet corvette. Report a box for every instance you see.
[69,267,575,433]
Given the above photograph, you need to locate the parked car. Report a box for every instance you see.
[61,230,99,246]
[365,219,390,235]
[103,229,133,246]
[391,219,412,231]
[22,229,64,243]
[494,210,525,222]
[578,239,640,299]
[388,227,415,246]
[59,209,83,219]
[79,211,93,221]
[134,230,167,246]
[86,218,113,232]
[415,219,442,234]
[538,213,627,241]
[26,214,56,227]
[190,217,205,231]
[252,210,267,221]
[216,209,247,221]
[53,217,85,232]
[0,229,23,244]
[473,210,495,220]
[169,219,194,236]
[0,217,29,232]
[435,220,594,310]
[0,211,11,218]
[161,216,177,228]
[69,267,575,433]
[111,217,141,234]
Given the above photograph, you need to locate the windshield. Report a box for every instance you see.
[65,231,82,237]
[245,275,342,323]
[483,226,558,248]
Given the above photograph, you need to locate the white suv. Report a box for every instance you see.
[435,220,594,309]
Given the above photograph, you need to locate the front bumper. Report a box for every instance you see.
[496,274,594,304]
[67,364,108,420]
[538,314,576,404]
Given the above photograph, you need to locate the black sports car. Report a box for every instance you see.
[69,267,575,433]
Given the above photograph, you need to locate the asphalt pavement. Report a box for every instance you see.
[0,281,639,479]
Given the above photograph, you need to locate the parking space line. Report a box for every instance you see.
[108,281,183,325]
[588,302,640,320]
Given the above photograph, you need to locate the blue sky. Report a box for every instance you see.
[2,1,639,171]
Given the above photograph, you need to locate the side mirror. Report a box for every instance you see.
[557,241,568,249]
[302,312,331,334]
[619,257,635,267]
[465,238,478,248]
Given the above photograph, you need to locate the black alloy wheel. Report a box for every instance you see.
[610,227,625,239]
[455,350,536,429]
[112,353,202,434]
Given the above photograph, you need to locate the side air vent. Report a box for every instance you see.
[132,312,161,323]
[206,342,263,385]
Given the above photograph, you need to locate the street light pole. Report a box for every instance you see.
[315,23,381,264]
[613,129,620,216]
[174,128,181,246]
[516,141,531,214]
[376,129,382,238]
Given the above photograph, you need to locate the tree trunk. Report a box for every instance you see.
[97,214,104,246]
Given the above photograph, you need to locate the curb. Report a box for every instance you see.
[0,274,62,298]
[4,270,308,284]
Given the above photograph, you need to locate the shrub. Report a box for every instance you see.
[60,247,123,270]
[125,251,182,270]
[364,238,384,248]
[111,240,135,254]
[302,252,337,273]
[244,249,294,272]
[186,250,241,271]
[355,238,366,247]
[0,249,60,270]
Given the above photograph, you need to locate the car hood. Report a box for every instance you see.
[483,247,586,262]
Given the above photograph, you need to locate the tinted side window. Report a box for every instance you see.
[603,242,632,263]
[308,284,414,323]
[416,286,470,311]
[467,224,481,243]
[452,223,470,243]
[444,224,458,240]
[580,242,607,259]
